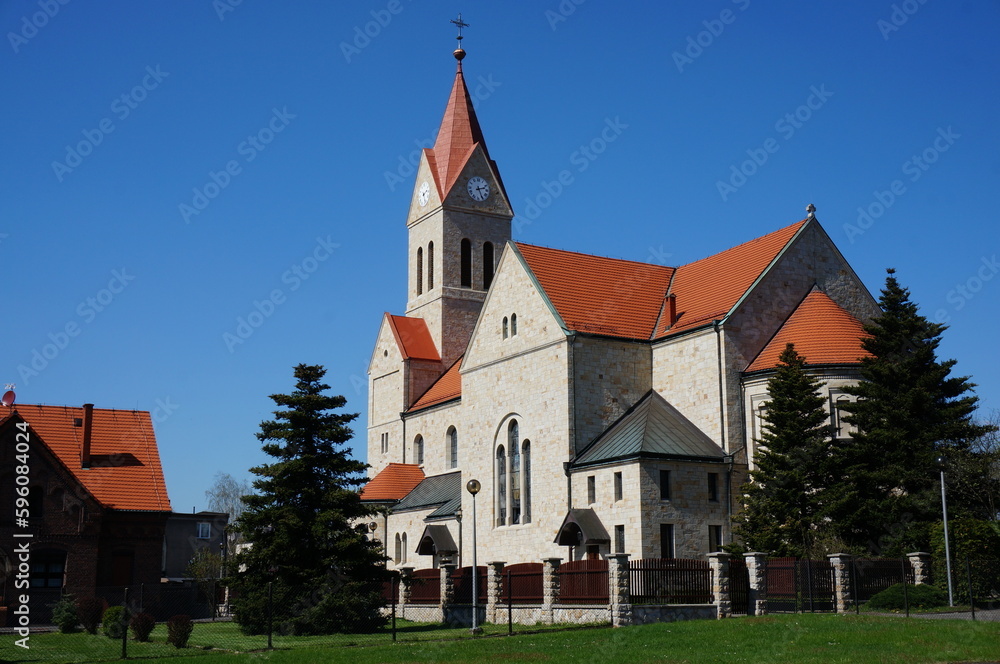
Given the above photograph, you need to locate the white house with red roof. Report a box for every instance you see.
[363,45,878,569]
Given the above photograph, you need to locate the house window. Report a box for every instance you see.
[414,435,424,465]
[613,472,622,502]
[460,238,472,288]
[522,440,531,524]
[660,524,675,559]
[427,241,434,290]
[448,427,458,469]
[509,421,520,524]
[614,525,625,554]
[587,475,596,504]
[502,317,508,339]
[483,242,494,289]
[834,395,852,438]
[416,247,423,295]
[197,522,211,539]
[709,525,723,552]
[659,469,671,501]
[30,550,66,589]
[496,445,507,526]
[708,473,719,502]
[511,313,518,336]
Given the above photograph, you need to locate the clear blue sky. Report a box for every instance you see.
[4,1,998,514]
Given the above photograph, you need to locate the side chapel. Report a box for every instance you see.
[361,43,877,569]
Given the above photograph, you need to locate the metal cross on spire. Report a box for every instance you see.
[451,13,469,45]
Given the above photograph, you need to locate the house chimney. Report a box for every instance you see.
[666,294,677,328]
[81,403,94,469]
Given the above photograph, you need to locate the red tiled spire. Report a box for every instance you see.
[430,60,490,197]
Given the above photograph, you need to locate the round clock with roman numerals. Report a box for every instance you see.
[467,176,490,202]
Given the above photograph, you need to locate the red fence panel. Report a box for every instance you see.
[409,568,441,604]
[557,559,609,604]
[502,562,544,604]
[451,566,487,604]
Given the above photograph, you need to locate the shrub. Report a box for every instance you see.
[77,597,106,635]
[51,593,79,633]
[129,612,156,642]
[102,606,127,639]
[867,583,948,611]
[167,614,193,648]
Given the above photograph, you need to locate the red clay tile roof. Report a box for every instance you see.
[428,62,489,197]
[408,358,462,412]
[3,404,171,512]
[360,462,424,502]
[746,289,871,372]
[387,314,440,361]
[516,243,675,340]
[657,220,807,337]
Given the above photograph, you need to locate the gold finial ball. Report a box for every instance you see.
[454,48,466,61]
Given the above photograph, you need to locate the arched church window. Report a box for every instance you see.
[428,242,434,290]
[496,445,507,526]
[414,435,424,465]
[522,440,531,524]
[503,317,508,339]
[401,532,408,563]
[448,427,458,469]
[509,421,520,524]
[461,239,472,288]
[511,313,518,336]
[394,533,401,564]
[416,247,423,295]
[483,242,494,289]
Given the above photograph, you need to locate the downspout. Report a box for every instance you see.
[401,412,406,464]
[566,333,576,512]
[714,321,731,543]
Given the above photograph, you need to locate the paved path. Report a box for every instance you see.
[872,609,1000,621]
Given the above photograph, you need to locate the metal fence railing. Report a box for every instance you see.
[629,558,711,605]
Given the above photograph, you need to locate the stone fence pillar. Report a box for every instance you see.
[486,561,505,623]
[707,552,731,618]
[440,563,456,614]
[907,552,932,585]
[827,554,853,613]
[541,557,562,624]
[744,552,768,616]
[607,553,633,627]
[398,566,414,620]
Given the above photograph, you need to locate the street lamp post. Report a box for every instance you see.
[466,479,482,634]
[937,456,954,607]
[455,507,463,569]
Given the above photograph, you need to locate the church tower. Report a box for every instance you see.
[404,43,513,368]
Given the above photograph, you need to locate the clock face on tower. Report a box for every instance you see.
[418,181,430,207]
[467,176,490,202]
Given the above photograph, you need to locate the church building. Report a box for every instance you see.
[361,43,878,570]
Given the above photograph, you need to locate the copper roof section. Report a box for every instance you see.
[359,462,425,502]
[428,62,489,197]
[386,314,441,361]
[516,243,674,340]
[746,289,871,372]
[659,220,807,337]
[3,404,171,512]
[408,357,462,412]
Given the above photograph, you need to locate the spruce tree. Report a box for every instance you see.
[834,269,995,554]
[736,343,835,557]
[231,364,387,635]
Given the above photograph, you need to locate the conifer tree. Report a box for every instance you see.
[736,344,835,557]
[833,269,995,554]
[231,364,387,635]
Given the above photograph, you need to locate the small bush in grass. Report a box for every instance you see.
[52,593,79,633]
[867,583,948,611]
[167,614,194,648]
[129,612,156,642]
[102,606,127,639]
[77,597,106,634]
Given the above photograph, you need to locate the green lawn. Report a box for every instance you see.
[7,614,1000,664]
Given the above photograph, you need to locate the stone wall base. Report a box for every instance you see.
[631,604,718,624]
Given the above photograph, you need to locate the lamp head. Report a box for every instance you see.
[466,479,481,495]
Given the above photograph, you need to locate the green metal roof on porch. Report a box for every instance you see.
[572,390,726,467]
[393,470,461,513]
